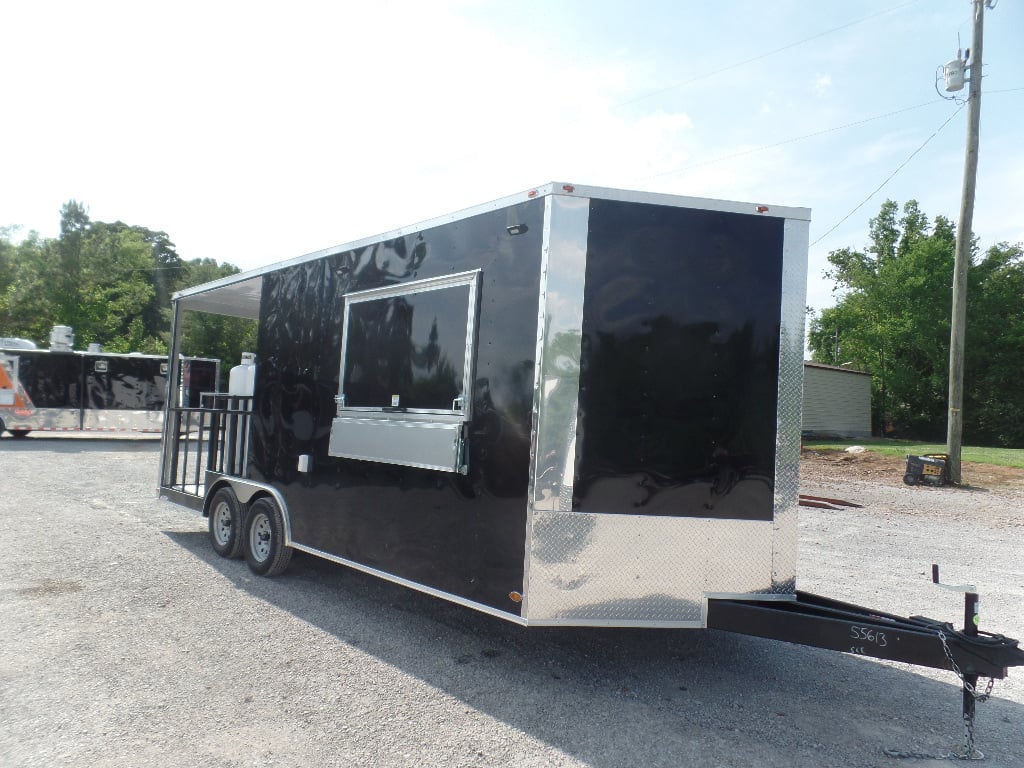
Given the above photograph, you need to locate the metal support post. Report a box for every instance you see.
[946,0,986,484]
[959,591,981,759]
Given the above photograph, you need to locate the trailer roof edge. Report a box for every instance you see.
[172,182,811,304]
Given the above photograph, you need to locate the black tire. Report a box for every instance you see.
[11,429,30,439]
[903,473,918,486]
[243,497,292,576]
[207,486,245,559]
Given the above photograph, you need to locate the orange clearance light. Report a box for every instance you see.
[562,184,575,193]
[756,205,769,213]
[528,189,539,198]
[508,591,523,603]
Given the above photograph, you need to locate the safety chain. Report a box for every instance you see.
[884,632,996,761]
[937,630,997,703]
[939,630,996,761]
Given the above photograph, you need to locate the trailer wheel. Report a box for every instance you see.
[11,429,30,439]
[208,486,245,559]
[243,497,292,577]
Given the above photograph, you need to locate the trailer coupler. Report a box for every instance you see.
[707,589,1024,759]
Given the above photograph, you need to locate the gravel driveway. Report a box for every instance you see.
[1,438,1021,767]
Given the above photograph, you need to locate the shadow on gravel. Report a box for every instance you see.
[163,529,1024,767]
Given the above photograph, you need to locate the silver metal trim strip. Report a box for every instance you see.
[522,194,554,619]
[524,618,704,629]
[288,542,528,625]
[342,269,481,304]
[171,183,809,304]
[206,473,295,544]
[327,416,464,473]
[523,192,591,622]
[554,183,812,221]
[331,410,465,423]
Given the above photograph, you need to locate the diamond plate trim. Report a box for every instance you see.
[770,218,810,595]
[526,512,776,623]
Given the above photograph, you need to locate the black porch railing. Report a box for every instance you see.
[162,393,253,497]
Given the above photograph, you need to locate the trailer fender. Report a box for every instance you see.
[203,475,294,548]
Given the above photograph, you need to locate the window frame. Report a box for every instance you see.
[336,269,482,421]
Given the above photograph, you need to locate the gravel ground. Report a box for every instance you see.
[1,437,1022,768]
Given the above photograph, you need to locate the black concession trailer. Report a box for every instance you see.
[158,183,1023,752]
[0,327,219,438]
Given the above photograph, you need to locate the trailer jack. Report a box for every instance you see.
[707,574,1024,759]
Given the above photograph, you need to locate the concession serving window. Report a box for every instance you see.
[327,270,481,473]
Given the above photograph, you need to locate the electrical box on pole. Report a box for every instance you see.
[943,57,966,92]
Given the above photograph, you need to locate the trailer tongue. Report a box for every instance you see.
[709,590,1024,680]
[709,581,1024,759]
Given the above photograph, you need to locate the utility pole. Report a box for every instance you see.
[946,0,987,484]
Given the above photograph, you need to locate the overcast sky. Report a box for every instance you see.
[3,0,1022,316]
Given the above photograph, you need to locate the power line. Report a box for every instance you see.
[451,2,927,169]
[636,100,943,182]
[809,104,966,248]
[609,1,923,113]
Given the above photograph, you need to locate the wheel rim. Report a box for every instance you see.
[250,511,272,562]
[212,501,233,546]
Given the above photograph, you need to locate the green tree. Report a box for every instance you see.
[73,222,161,351]
[0,230,59,342]
[808,200,959,438]
[0,227,14,295]
[55,201,90,331]
[964,242,1024,446]
[809,200,1024,447]
[101,221,184,343]
[2,205,255,382]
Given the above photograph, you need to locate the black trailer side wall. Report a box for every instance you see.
[13,351,171,412]
[575,200,784,521]
[250,199,545,612]
[13,351,83,408]
[85,356,168,411]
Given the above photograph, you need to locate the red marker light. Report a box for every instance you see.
[756,205,769,213]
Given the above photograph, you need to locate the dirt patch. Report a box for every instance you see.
[801,448,1024,492]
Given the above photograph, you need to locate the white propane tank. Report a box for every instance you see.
[49,325,75,352]
[228,352,256,396]
[87,343,103,354]
[944,58,965,92]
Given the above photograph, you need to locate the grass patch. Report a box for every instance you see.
[802,438,1024,469]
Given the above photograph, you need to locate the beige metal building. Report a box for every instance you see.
[802,361,872,438]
